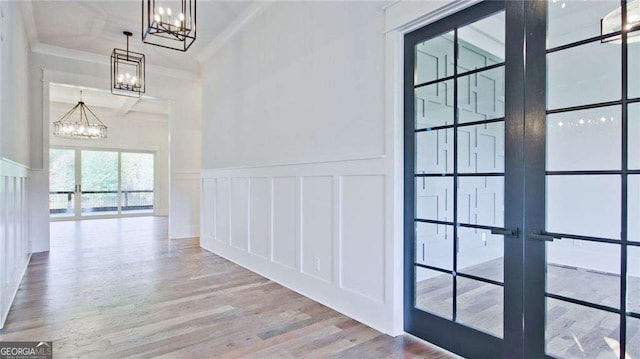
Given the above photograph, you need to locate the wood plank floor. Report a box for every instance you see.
[0,217,458,359]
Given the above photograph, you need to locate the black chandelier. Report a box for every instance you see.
[53,91,107,140]
[142,0,196,51]
[111,31,146,97]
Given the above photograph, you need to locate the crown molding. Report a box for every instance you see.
[383,0,480,34]
[31,43,201,82]
[195,1,269,65]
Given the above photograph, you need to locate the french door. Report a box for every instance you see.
[404,1,640,358]
[49,148,155,219]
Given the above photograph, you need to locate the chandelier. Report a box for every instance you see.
[111,31,145,97]
[601,0,640,43]
[142,0,196,51]
[53,91,107,140]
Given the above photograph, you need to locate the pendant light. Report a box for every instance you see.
[53,91,107,140]
[111,31,146,97]
[142,0,196,51]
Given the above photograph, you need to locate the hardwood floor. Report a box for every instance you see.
[0,217,458,358]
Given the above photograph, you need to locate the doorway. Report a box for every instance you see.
[48,83,170,222]
[404,1,640,358]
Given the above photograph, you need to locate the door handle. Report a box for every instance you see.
[490,227,519,237]
[529,231,559,242]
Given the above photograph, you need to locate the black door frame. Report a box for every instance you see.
[403,1,533,358]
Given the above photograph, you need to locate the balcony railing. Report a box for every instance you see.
[50,190,154,214]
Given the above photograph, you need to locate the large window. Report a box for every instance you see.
[49,148,155,218]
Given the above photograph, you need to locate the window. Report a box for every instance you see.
[49,148,155,218]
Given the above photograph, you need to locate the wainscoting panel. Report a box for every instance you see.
[271,177,297,269]
[301,176,334,283]
[248,177,270,259]
[200,157,393,333]
[230,178,249,250]
[340,175,385,302]
[201,178,216,242]
[215,177,230,244]
[0,159,31,329]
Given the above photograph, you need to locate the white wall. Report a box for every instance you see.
[200,1,398,334]
[201,2,385,169]
[28,48,201,252]
[1,1,30,166]
[49,101,170,215]
[0,1,32,329]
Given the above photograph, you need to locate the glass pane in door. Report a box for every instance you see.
[121,152,154,213]
[628,316,640,358]
[545,298,620,358]
[49,149,76,217]
[81,150,119,216]
[628,245,640,313]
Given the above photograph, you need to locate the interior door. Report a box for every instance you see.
[404,2,525,358]
[405,1,640,358]
[524,1,640,358]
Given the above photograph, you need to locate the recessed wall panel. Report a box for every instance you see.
[301,176,333,282]
[230,178,249,250]
[249,178,270,258]
[215,177,230,244]
[340,175,385,301]
[201,179,216,242]
[272,177,297,269]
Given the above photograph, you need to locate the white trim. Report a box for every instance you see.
[1,158,31,178]
[195,2,269,65]
[32,43,201,81]
[48,82,169,104]
[383,0,480,34]
[201,155,386,174]
[381,0,402,11]
[0,254,31,330]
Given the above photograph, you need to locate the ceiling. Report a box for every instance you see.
[50,83,169,117]
[27,0,256,74]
